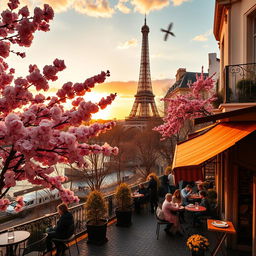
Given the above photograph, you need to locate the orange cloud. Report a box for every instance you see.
[73,0,114,18]
[39,0,74,12]
[172,0,190,6]
[94,79,171,96]
[115,0,131,14]
[192,29,212,42]
[117,38,138,49]
[131,0,169,13]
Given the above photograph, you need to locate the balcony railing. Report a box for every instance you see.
[0,180,151,237]
[225,63,256,103]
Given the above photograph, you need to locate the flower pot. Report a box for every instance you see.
[115,209,132,227]
[191,250,205,256]
[86,219,108,245]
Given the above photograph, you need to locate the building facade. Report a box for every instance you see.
[214,0,256,107]
[171,1,256,254]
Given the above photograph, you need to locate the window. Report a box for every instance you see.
[247,10,256,63]
[253,16,256,62]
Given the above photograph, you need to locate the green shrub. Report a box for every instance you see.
[115,183,132,211]
[85,190,107,225]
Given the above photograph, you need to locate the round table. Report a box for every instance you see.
[132,193,144,198]
[188,194,202,200]
[0,231,30,256]
[185,205,206,212]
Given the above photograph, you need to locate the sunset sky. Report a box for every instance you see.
[4,0,219,119]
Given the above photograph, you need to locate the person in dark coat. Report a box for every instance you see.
[134,184,149,212]
[147,174,158,213]
[193,190,210,226]
[45,203,74,256]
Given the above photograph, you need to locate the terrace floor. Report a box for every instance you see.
[67,209,251,256]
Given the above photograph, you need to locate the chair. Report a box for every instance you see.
[52,223,80,256]
[21,233,48,256]
[155,207,170,240]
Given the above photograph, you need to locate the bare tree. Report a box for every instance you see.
[133,124,161,180]
[99,125,136,183]
[70,153,112,191]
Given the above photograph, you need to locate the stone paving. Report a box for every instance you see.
[68,210,250,256]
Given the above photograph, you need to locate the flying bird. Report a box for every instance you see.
[161,22,175,41]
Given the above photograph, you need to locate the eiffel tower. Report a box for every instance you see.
[125,17,160,128]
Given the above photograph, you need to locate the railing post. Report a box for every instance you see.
[225,65,229,103]
[108,196,113,218]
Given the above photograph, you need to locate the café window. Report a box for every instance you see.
[253,16,256,63]
[247,11,256,63]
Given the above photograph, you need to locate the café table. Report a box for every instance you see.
[0,230,30,256]
[185,205,206,213]
[188,194,202,203]
[132,193,145,212]
[131,193,144,198]
[207,219,236,256]
[184,205,207,233]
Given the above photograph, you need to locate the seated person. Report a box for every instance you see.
[172,189,185,223]
[181,185,192,206]
[45,203,74,256]
[193,190,210,226]
[134,184,148,211]
[172,189,182,206]
[138,184,147,196]
[162,193,182,235]
[196,183,204,194]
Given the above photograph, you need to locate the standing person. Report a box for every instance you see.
[168,170,176,194]
[147,173,158,213]
[45,203,75,256]
[162,169,169,194]
[181,184,192,206]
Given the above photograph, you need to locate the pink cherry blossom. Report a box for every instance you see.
[8,0,20,10]
[154,69,216,139]
[0,199,10,211]
[18,6,29,17]
[0,42,10,58]
[1,10,14,25]
[0,2,117,211]
[53,59,66,71]
[4,170,16,187]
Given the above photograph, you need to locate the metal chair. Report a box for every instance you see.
[156,216,170,240]
[52,224,80,256]
[155,207,170,240]
[21,233,48,256]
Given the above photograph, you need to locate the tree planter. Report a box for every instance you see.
[86,219,108,245]
[191,250,205,256]
[115,209,132,227]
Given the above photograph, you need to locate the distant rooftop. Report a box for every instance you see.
[165,70,208,97]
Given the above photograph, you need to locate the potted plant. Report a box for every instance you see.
[187,234,209,256]
[115,183,132,227]
[85,190,108,245]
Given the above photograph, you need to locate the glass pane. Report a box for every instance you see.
[254,16,256,34]
[254,37,256,63]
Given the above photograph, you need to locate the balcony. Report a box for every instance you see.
[0,178,250,256]
[225,63,256,103]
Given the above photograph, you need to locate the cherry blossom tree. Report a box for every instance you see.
[0,0,118,212]
[154,69,216,140]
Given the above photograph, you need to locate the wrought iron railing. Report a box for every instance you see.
[0,179,151,236]
[225,63,256,103]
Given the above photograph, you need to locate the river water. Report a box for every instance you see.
[7,163,134,197]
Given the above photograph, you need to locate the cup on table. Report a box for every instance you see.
[195,202,199,210]
[7,228,14,241]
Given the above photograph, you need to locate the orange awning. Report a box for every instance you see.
[172,122,256,169]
